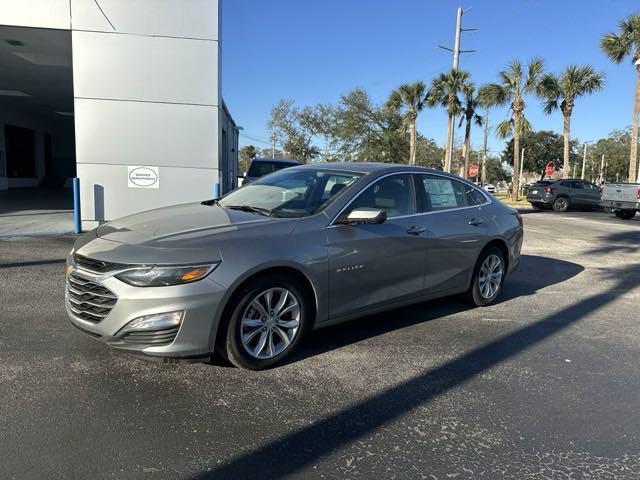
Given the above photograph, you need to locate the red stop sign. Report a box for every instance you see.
[545,162,555,177]
[468,164,479,177]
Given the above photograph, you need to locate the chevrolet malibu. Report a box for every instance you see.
[66,163,523,370]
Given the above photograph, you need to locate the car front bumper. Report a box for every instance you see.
[65,262,227,360]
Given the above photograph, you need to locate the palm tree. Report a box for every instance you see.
[427,69,471,172]
[479,58,544,201]
[601,13,640,182]
[387,82,428,165]
[458,83,484,179]
[538,66,605,179]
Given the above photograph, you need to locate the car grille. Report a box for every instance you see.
[66,272,117,323]
[119,326,180,346]
[73,253,131,274]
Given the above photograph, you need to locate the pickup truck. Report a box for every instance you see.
[601,183,640,220]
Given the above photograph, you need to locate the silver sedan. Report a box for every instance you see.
[65,163,523,369]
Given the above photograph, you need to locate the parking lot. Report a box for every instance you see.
[1,210,640,479]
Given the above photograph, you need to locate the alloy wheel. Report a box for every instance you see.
[240,288,301,359]
[478,254,503,299]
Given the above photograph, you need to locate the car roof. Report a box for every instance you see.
[294,162,454,176]
[251,157,300,165]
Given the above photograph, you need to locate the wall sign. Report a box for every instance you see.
[128,166,159,189]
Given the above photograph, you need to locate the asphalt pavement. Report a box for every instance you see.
[1,210,639,479]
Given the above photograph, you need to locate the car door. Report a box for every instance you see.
[413,174,490,293]
[326,173,429,318]
[581,181,602,207]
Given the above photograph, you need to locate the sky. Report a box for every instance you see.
[221,0,639,158]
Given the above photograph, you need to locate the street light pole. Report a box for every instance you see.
[581,143,588,179]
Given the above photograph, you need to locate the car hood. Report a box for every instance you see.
[96,201,279,245]
[75,202,293,265]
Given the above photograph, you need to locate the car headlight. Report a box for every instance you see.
[115,263,219,287]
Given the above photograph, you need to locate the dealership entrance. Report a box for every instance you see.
[0,25,75,235]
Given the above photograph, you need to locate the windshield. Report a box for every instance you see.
[218,168,362,218]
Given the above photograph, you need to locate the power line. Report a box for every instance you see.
[239,132,284,149]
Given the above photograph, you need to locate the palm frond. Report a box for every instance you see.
[478,83,509,107]
[600,32,631,63]
[495,119,514,139]
[524,57,545,93]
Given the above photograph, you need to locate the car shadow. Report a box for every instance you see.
[284,254,583,366]
[192,258,640,480]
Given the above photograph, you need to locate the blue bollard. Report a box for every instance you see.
[73,177,82,233]
[213,182,220,199]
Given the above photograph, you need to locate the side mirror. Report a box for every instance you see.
[336,208,387,225]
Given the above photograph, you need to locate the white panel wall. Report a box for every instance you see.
[0,0,70,29]
[70,0,218,40]
[74,100,218,168]
[77,164,218,229]
[72,31,218,105]
[70,0,222,225]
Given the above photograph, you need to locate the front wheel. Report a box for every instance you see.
[614,209,636,220]
[468,247,506,307]
[221,274,311,370]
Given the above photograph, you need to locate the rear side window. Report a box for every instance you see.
[560,181,572,188]
[419,175,469,211]
[466,186,487,206]
[570,181,583,189]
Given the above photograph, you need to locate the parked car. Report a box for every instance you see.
[242,158,300,184]
[601,182,640,220]
[483,184,497,194]
[526,179,601,211]
[65,163,523,370]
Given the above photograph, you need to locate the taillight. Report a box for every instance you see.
[544,187,553,194]
[637,188,640,200]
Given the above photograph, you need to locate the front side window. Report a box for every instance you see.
[219,168,361,218]
[346,174,416,218]
[419,175,468,211]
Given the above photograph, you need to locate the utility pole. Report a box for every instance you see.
[572,164,576,178]
[600,153,605,185]
[481,111,488,184]
[437,7,476,173]
[271,125,276,158]
[581,143,589,179]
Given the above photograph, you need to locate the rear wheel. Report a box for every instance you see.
[468,247,506,307]
[614,209,636,220]
[220,274,311,370]
[552,197,569,212]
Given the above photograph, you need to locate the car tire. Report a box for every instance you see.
[552,197,569,212]
[468,246,506,307]
[614,209,636,220]
[220,273,311,370]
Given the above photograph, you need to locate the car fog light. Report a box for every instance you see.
[120,311,184,334]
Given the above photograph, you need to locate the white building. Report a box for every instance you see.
[0,0,238,230]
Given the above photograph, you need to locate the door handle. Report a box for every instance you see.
[407,226,426,235]
[468,217,484,226]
